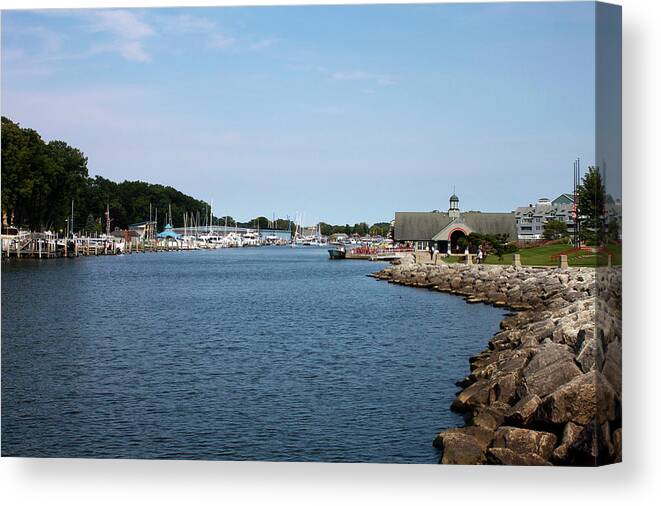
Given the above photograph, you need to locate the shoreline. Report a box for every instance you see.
[371,260,622,465]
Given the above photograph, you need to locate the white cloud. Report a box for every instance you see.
[90,10,154,40]
[85,10,154,63]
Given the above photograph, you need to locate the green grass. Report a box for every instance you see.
[439,243,621,268]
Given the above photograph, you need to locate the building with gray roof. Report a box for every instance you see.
[393,194,516,254]
[514,195,576,241]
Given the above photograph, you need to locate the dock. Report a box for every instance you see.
[1,233,196,260]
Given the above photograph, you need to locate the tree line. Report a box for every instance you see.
[1,117,390,236]
[319,222,391,238]
[1,117,213,233]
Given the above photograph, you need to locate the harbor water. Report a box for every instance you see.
[1,247,505,463]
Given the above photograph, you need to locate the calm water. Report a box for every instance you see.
[1,247,504,463]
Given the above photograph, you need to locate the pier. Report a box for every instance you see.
[1,232,197,260]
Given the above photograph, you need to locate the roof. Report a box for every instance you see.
[394,212,453,242]
[432,218,474,241]
[552,193,575,205]
[157,223,181,239]
[461,212,517,238]
[394,211,516,241]
[515,203,574,218]
[450,194,459,202]
[111,230,140,238]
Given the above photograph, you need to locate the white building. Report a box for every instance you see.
[514,194,576,241]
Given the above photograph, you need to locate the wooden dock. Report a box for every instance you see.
[1,233,195,260]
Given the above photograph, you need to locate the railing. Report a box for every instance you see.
[350,246,413,255]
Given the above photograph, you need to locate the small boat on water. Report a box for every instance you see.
[328,248,346,260]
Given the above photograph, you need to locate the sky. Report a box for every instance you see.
[1,2,598,225]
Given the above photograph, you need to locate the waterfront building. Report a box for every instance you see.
[157,223,181,241]
[111,228,141,244]
[514,195,576,241]
[393,194,516,253]
[128,220,157,240]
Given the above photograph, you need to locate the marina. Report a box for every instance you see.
[1,225,401,261]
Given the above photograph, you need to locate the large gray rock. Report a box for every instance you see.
[492,426,557,461]
[433,430,487,465]
[568,421,611,466]
[520,341,583,398]
[434,426,495,452]
[451,379,491,412]
[552,422,583,463]
[488,371,520,405]
[538,370,617,425]
[469,403,509,431]
[601,340,622,395]
[487,447,551,466]
[525,341,575,373]
[505,394,542,426]
[576,337,605,373]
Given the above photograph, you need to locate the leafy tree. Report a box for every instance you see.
[84,213,97,236]
[466,232,516,259]
[543,220,569,240]
[250,216,270,229]
[607,218,620,243]
[577,166,606,246]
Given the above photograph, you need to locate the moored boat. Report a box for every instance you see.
[328,248,346,260]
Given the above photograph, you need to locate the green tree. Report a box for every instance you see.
[543,220,569,240]
[607,218,620,243]
[577,166,606,246]
[84,213,97,236]
[250,216,270,229]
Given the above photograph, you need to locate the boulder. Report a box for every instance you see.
[505,394,542,426]
[568,421,611,466]
[552,422,583,463]
[552,312,594,347]
[601,340,622,396]
[576,337,605,373]
[527,319,556,342]
[488,371,520,405]
[451,379,491,412]
[469,403,508,431]
[486,447,551,466]
[538,370,617,426]
[437,426,494,452]
[521,357,583,399]
[433,431,487,465]
[492,426,557,460]
[525,341,576,373]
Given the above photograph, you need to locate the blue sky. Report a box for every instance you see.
[1,2,597,224]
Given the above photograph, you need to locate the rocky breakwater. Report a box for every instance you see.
[372,261,622,466]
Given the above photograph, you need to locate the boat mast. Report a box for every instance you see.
[105,202,111,237]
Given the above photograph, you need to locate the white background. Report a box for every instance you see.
[0,0,658,504]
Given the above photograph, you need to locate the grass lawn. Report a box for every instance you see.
[441,243,622,267]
